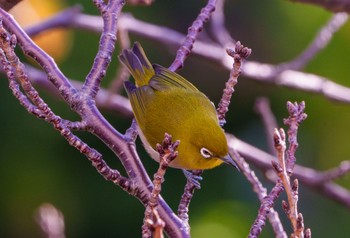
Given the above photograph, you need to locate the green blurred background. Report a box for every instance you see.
[1,0,350,237]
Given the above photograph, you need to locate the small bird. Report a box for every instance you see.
[119,42,238,171]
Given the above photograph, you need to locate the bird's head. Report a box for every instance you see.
[178,116,238,170]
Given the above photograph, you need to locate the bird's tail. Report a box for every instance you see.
[119,42,155,87]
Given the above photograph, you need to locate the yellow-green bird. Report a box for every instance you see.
[119,42,238,171]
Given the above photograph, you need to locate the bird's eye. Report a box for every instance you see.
[200,147,212,158]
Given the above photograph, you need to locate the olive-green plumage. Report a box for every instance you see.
[119,42,236,170]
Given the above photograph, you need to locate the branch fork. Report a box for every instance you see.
[142,133,179,238]
[272,102,310,238]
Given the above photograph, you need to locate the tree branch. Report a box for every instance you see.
[0,4,189,238]
[1,1,350,237]
[83,0,125,98]
[276,12,348,71]
[143,134,179,238]
[228,135,350,209]
[19,10,350,105]
[0,8,75,101]
[248,181,284,238]
[231,149,287,238]
[217,41,251,126]
[168,0,216,71]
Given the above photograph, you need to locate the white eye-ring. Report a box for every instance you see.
[200,147,212,158]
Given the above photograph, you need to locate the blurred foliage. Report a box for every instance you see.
[0,0,350,237]
[9,0,73,62]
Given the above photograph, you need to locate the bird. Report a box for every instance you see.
[119,42,238,171]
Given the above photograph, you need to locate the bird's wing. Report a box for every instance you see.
[124,81,154,122]
[149,64,199,92]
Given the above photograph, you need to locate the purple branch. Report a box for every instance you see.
[0,5,189,237]
[284,101,307,175]
[229,136,350,209]
[2,1,350,236]
[83,0,125,98]
[0,8,75,101]
[177,170,203,233]
[0,22,132,195]
[230,147,287,238]
[16,11,350,105]
[217,42,251,126]
[115,14,350,105]
[168,0,216,71]
[249,101,308,238]
[277,13,348,71]
[23,64,133,117]
[272,102,308,237]
[143,134,179,238]
[83,104,188,238]
[317,160,350,182]
[248,181,284,238]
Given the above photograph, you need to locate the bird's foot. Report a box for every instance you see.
[182,169,203,189]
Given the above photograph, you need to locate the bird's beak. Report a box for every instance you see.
[220,154,240,171]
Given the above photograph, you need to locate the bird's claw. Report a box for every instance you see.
[182,170,203,189]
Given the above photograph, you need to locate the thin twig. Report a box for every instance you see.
[177,170,203,233]
[284,101,307,175]
[230,149,287,238]
[124,118,138,142]
[248,181,284,238]
[168,0,217,71]
[143,133,179,238]
[273,102,309,238]
[217,41,251,126]
[108,26,131,94]
[274,128,301,235]
[276,13,348,71]
[144,209,165,238]
[249,101,308,238]
[317,160,350,182]
[83,0,125,98]
[228,135,350,209]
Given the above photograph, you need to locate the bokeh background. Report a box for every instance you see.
[1,0,350,237]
